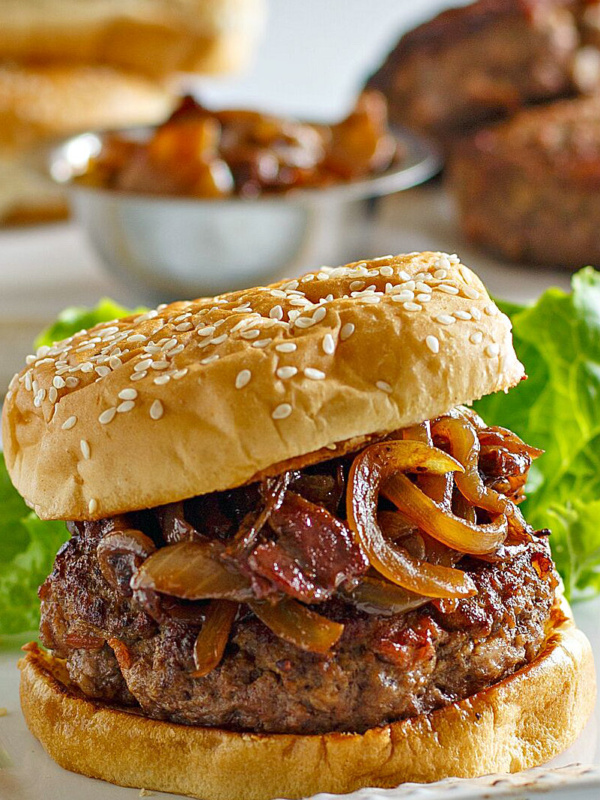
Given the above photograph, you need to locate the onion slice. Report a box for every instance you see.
[193,600,239,677]
[347,441,476,598]
[433,413,530,537]
[248,597,344,654]
[383,474,507,554]
[341,576,429,616]
[132,540,253,601]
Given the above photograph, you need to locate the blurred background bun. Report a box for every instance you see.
[0,65,175,225]
[0,0,265,78]
[0,0,265,225]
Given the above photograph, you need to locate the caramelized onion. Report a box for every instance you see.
[193,600,239,678]
[348,441,476,598]
[403,421,452,507]
[433,413,530,538]
[342,576,429,616]
[228,471,292,556]
[97,529,156,595]
[132,541,252,601]
[382,474,507,554]
[248,597,344,654]
[433,415,510,516]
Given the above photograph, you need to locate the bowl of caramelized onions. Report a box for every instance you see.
[46,91,440,300]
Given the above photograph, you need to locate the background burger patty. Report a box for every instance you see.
[40,531,556,735]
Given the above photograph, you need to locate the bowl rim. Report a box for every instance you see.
[39,125,441,207]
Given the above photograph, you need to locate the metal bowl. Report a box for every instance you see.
[45,129,440,301]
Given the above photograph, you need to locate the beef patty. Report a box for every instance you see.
[40,531,556,734]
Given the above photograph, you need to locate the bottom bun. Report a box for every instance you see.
[19,598,596,800]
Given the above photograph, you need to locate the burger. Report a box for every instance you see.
[2,252,595,800]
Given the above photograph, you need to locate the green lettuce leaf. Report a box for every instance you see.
[475,267,600,600]
[34,297,146,350]
[0,453,68,638]
[1,299,143,637]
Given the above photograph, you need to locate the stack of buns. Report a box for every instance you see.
[0,0,265,224]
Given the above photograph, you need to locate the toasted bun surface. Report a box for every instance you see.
[19,597,596,800]
[2,252,524,521]
[0,0,265,78]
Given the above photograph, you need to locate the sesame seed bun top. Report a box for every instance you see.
[1,252,524,521]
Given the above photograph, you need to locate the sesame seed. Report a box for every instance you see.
[25,355,36,365]
[340,323,355,341]
[175,322,193,332]
[486,343,500,357]
[484,305,498,316]
[270,305,283,320]
[270,289,286,298]
[438,284,459,295]
[350,281,365,291]
[253,338,272,348]
[398,271,411,281]
[380,266,394,277]
[312,307,327,323]
[272,403,292,420]
[25,373,32,391]
[135,359,153,372]
[241,329,260,340]
[119,389,138,400]
[295,317,317,329]
[417,294,431,303]
[99,408,117,425]
[130,371,147,381]
[470,331,484,344]
[154,375,171,385]
[376,381,393,394]
[48,387,58,403]
[89,498,98,515]
[462,286,480,300]
[80,440,91,460]
[168,344,185,356]
[212,334,228,345]
[289,296,311,307]
[128,333,146,343]
[276,342,297,353]
[426,335,440,354]
[109,357,122,370]
[235,370,252,389]
[305,368,325,380]
[53,376,65,389]
[471,307,482,321]
[80,362,94,373]
[277,366,298,380]
[150,400,164,420]
[151,361,169,370]
[434,269,448,279]
[323,334,336,355]
[117,400,135,413]
[198,326,216,337]
[360,295,381,304]
[437,314,456,325]
[391,291,414,304]
[173,368,188,379]
[403,302,422,312]
[65,377,79,388]
[415,282,432,294]
[454,310,472,321]
[200,355,220,365]
[317,272,329,281]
